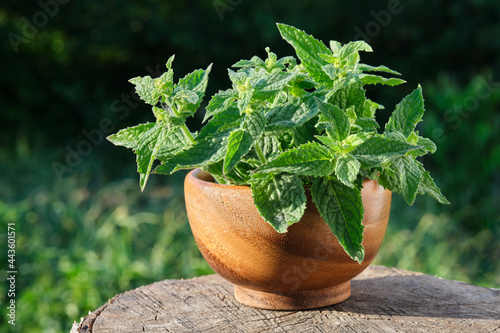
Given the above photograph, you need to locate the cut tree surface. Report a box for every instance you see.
[72,265,500,333]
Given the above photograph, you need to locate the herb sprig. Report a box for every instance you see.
[108,23,449,263]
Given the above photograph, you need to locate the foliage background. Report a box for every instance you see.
[0,0,499,331]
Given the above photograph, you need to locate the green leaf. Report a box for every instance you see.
[314,135,338,150]
[315,98,350,141]
[386,85,425,137]
[417,170,450,205]
[129,76,161,105]
[107,123,155,150]
[204,89,237,122]
[343,132,374,148]
[266,96,319,131]
[175,64,212,116]
[330,81,366,117]
[135,123,168,190]
[252,71,296,101]
[178,64,212,97]
[156,126,191,161]
[196,105,241,142]
[351,136,420,167]
[223,109,265,173]
[362,99,384,118]
[154,127,232,175]
[243,109,266,138]
[256,142,334,177]
[359,74,406,87]
[233,56,265,68]
[255,136,282,159]
[277,23,331,84]
[357,64,401,75]
[393,156,424,205]
[378,166,402,194]
[224,129,253,174]
[311,177,365,263]
[237,89,253,114]
[337,41,373,61]
[174,89,199,105]
[165,55,175,69]
[249,173,306,233]
[407,136,437,157]
[354,117,380,132]
[335,154,361,187]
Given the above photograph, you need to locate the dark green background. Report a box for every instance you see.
[1,0,499,331]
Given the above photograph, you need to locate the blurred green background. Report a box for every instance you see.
[1,0,499,331]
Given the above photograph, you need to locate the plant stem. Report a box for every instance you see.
[166,99,195,144]
[180,124,195,144]
[255,143,267,164]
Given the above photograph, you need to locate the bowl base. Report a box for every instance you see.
[234,281,351,310]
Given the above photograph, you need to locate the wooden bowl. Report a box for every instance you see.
[184,169,391,310]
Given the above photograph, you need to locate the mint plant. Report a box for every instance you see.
[108,23,449,263]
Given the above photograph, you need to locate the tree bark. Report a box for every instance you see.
[71,265,500,333]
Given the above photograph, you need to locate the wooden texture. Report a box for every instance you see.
[184,169,392,309]
[72,265,500,333]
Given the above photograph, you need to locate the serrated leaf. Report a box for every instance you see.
[363,99,384,118]
[233,56,265,68]
[135,124,168,190]
[154,127,232,175]
[223,110,265,173]
[266,96,319,131]
[244,109,266,138]
[252,71,296,101]
[351,136,420,167]
[315,135,339,149]
[407,136,437,157]
[176,64,212,116]
[330,81,366,117]
[224,129,253,174]
[355,117,380,132]
[417,170,450,204]
[277,23,332,84]
[249,173,306,233]
[256,142,334,177]
[337,41,373,61]
[196,105,241,142]
[204,89,237,122]
[335,154,361,187]
[129,76,161,105]
[315,98,350,141]
[393,156,423,205]
[378,165,402,194]
[386,85,425,137]
[255,136,282,159]
[358,64,401,75]
[228,69,247,87]
[322,64,339,80]
[311,177,365,263]
[156,126,191,160]
[107,123,155,150]
[359,74,406,87]
[237,88,253,114]
[165,55,175,69]
[174,89,199,105]
[343,132,374,147]
[178,64,212,96]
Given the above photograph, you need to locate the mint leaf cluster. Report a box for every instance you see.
[108,23,448,263]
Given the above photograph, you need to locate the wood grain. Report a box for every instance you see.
[183,169,392,309]
[71,265,500,333]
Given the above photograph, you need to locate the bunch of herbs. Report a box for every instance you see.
[108,23,448,263]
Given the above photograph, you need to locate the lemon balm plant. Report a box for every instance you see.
[108,23,448,264]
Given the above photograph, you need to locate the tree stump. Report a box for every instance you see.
[71,266,500,333]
